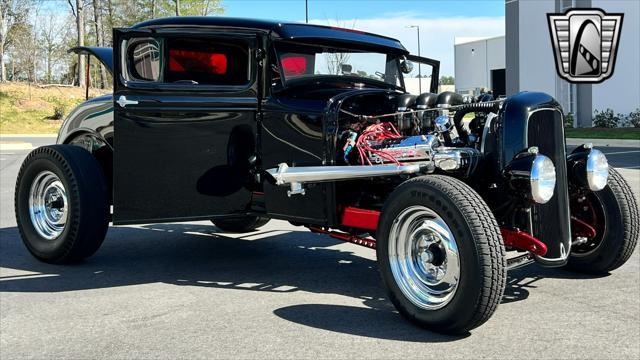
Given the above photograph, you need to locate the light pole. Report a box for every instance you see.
[407,25,421,93]
[305,0,308,23]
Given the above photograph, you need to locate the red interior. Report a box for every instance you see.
[169,49,228,75]
[281,56,308,76]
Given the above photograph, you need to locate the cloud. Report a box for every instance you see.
[309,15,505,76]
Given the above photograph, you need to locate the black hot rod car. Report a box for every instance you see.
[15,17,638,334]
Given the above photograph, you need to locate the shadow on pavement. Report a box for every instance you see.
[0,224,604,341]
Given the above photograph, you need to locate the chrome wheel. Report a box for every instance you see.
[28,171,68,240]
[388,205,460,310]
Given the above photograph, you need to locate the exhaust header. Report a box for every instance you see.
[265,163,426,196]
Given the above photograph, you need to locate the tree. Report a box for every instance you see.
[92,0,106,88]
[0,0,30,81]
[3,0,226,86]
[40,14,67,83]
[67,0,86,87]
[162,0,223,17]
[439,75,454,85]
[8,20,35,81]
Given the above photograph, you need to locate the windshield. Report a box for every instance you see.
[274,43,404,89]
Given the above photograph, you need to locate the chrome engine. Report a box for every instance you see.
[266,90,502,195]
[336,91,498,177]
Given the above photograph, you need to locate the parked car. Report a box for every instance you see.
[15,17,638,334]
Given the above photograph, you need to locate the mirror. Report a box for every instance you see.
[340,63,353,74]
[400,58,414,74]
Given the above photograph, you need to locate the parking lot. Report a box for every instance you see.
[1,137,639,359]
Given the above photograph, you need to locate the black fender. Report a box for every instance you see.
[62,129,114,203]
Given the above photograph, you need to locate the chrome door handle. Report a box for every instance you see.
[116,95,139,108]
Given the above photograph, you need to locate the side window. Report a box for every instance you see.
[129,38,162,82]
[165,37,250,86]
[125,36,252,87]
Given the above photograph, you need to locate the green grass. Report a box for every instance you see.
[565,127,640,140]
[0,82,109,134]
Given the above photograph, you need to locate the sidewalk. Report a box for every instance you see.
[0,134,57,138]
[0,140,33,151]
[0,134,56,151]
[566,138,640,148]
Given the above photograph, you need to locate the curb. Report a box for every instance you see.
[0,141,34,151]
[566,138,640,148]
[0,134,57,138]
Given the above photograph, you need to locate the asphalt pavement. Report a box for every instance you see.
[1,136,639,359]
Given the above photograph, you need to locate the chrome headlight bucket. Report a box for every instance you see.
[586,148,609,191]
[503,148,557,204]
[568,144,609,192]
[530,155,557,203]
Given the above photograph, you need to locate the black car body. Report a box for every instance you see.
[16,17,638,334]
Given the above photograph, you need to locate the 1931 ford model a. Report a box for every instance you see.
[14,17,638,334]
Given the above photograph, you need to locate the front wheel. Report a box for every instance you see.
[377,175,506,334]
[14,145,110,263]
[568,168,639,274]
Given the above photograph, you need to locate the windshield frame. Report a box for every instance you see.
[272,41,406,92]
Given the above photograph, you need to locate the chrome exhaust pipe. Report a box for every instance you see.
[265,163,425,196]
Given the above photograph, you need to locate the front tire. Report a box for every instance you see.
[568,168,639,274]
[377,175,506,334]
[14,145,109,263]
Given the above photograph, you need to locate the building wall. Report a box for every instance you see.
[505,0,639,127]
[404,77,454,95]
[454,37,505,94]
[516,0,557,95]
[591,0,640,115]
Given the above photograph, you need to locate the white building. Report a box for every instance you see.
[454,0,639,127]
[454,36,506,97]
[404,77,454,95]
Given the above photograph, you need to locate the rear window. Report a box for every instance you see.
[126,36,251,87]
[130,39,161,81]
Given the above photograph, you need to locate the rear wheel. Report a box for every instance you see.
[15,145,109,263]
[568,168,639,274]
[377,175,506,334]
[212,216,270,233]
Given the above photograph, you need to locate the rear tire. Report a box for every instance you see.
[377,175,506,334]
[212,216,270,233]
[14,145,110,263]
[567,168,639,274]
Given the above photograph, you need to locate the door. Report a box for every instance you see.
[112,29,260,224]
[491,68,506,98]
[406,54,440,94]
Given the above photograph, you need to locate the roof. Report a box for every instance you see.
[454,35,505,45]
[131,17,408,54]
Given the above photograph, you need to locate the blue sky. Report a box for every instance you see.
[225,0,505,22]
[225,0,506,75]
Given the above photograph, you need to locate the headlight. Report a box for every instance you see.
[530,155,556,204]
[586,149,609,191]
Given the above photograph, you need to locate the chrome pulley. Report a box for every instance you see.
[388,205,460,310]
[29,171,68,240]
